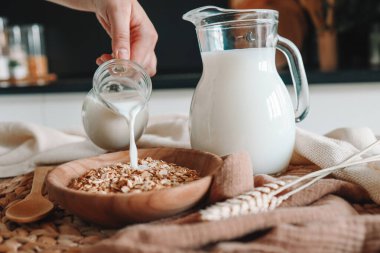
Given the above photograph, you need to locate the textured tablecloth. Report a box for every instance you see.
[1,115,380,253]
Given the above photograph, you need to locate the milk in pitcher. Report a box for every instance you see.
[190,48,295,174]
[184,6,309,175]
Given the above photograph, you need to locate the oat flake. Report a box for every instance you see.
[68,157,200,194]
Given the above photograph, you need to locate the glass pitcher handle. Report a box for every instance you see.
[276,36,310,122]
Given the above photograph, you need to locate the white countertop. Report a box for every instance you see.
[1,82,380,135]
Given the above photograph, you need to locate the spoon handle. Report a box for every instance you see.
[30,166,53,195]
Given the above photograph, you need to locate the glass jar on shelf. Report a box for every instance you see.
[0,17,10,83]
[22,24,48,80]
[369,22,380,69]
[8,25,29,81]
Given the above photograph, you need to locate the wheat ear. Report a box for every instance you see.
[200,140,380,221]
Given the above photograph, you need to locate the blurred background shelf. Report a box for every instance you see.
[1,0,380,95]
[1,69,380,95]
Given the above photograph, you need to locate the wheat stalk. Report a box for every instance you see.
[200,140,380,221]
[200,180,287,221]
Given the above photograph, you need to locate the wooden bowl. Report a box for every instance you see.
[46,148,223,227]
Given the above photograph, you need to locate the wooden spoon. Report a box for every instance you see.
[6,166,54,223]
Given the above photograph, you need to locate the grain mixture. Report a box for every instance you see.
[68,157,200,194]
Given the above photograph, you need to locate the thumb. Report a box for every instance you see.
[109,8,131,59]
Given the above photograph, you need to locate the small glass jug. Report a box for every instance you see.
[183,6,310,174]
[82,59,152,150]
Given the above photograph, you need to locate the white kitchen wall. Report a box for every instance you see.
[1,82,380,134]
[297,83,380,134]
[0,94,44,124]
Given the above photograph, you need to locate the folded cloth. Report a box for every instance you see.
[295,127,380,204]
[0,115,190,178]
[0,122,105,178]
[83,179,378,253]
[138,114,191,149]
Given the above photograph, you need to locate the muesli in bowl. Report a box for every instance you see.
[68,157,200,194]
[46,148,223,227]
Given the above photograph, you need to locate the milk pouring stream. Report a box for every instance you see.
[184,6,310,174]
[82,59,152,167]
[99,91,145,168]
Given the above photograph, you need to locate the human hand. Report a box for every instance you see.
[92,0,158,76]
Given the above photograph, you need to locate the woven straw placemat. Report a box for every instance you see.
[1,166,380,253]
[0,172,116,253]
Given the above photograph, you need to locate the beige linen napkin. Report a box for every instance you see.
[83,179,377,253]
[0,115,190,178]
[138,114,190,149]
[0,122,105,178]
[294,127,380,204]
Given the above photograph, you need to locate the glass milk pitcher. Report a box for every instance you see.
[183,6,309,174]
[82,59,151,151]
